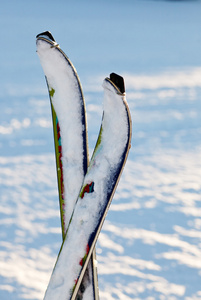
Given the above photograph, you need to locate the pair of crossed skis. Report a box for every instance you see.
[36,31,132,300]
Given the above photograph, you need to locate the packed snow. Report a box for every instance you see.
[1,0,201,299]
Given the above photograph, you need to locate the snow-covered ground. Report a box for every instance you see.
[1,1,201,299]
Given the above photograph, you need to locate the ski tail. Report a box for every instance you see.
[110,72,125,94]
[36,31,56,42]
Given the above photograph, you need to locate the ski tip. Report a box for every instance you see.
[36,31,55,42]
[110,73,125,94]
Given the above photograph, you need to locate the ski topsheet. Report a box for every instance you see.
[36,32,98,299]
[42,70,132,299]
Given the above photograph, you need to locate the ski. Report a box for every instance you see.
[42,71,132,300]
[36,31,98,300]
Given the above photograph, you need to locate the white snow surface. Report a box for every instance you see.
[43,79,130,300]
[36,39,86,232]
[1,1,201,299]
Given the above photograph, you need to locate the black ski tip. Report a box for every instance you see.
[110,73,125,94]
[36,31,55,42]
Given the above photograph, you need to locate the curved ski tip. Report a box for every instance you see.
[110,73,125,94]
[36,31,55,42]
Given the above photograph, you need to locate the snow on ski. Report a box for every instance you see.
[36,32,88,231]
[42,72,132,300]
[36,32,98,300]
